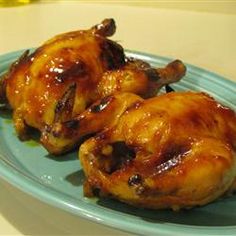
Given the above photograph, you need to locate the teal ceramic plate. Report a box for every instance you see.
[0,50,236,236]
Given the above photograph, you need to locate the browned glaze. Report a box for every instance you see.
[0,19,186,154]
[89,96,113,113]
[79,91,236,210]
[41,93,143,154]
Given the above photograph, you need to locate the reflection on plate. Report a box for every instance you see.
[0,50,236,236]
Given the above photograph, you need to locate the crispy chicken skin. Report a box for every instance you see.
[0,19,186,154]
[79,92,236,210]
[0,19,124,140]
[41,93,143,154]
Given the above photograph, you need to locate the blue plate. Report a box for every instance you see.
[0,50,236,236]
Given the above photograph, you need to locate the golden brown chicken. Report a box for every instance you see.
[0,19,186,154]
[78,91,236,210]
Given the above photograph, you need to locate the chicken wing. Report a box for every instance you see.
[0,19,186,154]
[79,92,236,210]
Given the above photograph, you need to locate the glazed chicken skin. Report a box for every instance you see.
[40,58,185,155]
[0,19,125,140]
[0,19,186,154]
[79,92,236,210]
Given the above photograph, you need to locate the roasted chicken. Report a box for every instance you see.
[79,92,236,210]
[1,17,235,211]
[0,19,186,154]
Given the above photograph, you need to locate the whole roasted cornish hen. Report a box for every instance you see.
[78,92,236,210]
[0,19,186,154]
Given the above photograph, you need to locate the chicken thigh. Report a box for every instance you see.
[79,92,236,210]
[0,19,186,154]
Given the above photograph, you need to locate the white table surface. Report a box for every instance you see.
[0,2,236,235]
